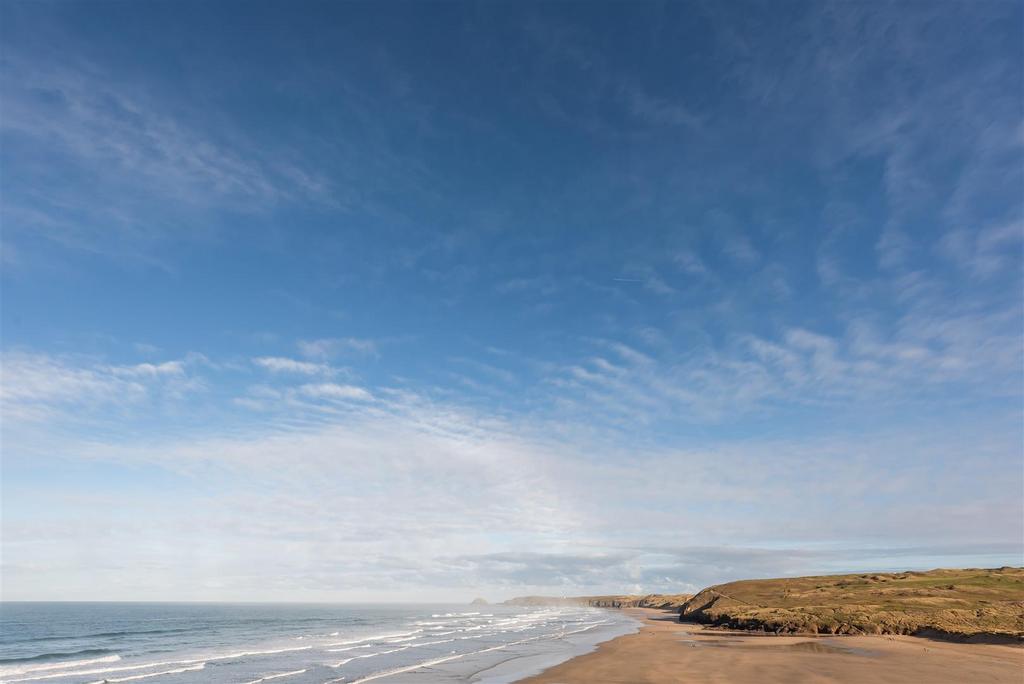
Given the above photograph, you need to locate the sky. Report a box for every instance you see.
[1,0,1022,602]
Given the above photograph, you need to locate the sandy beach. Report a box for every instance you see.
[518,608,1024,684]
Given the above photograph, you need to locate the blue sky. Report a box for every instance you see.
[1,0,1022,601]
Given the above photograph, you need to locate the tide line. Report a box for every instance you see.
[6,646,313,683]
[240,668,307,684]
[84,662,206,684]
[0,655,122,678]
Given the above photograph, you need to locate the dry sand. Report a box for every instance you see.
[519,608,1024,683]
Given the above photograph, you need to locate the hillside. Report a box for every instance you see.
[505,593,692,609]
[678,567,1024,641]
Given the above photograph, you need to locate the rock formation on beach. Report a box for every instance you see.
[677,567,1024,642]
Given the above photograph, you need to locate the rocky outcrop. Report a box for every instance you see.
[470,597,489,605]
[584,594,693,609]
[504,593,692,609]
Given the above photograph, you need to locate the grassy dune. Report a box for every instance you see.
[678,567,1024,641]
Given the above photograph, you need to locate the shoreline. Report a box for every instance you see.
[515,608,1024,684]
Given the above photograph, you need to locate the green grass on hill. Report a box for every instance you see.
[678,567,1024,640]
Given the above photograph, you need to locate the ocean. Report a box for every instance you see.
[0,602,637,684]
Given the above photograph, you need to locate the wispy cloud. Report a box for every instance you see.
[298,383,373,401]
[672,250,710,278]
[523,15,703,134]
[722,234,760,265]
[4,357,1019,599]
[253,356,335,376]
[298,338,378,360]
[619,83,703,130]
[496,276,560,296]
[939,220,1023,279]
[0,41,335,263]
[544,300,1022,429]
[0,352,201,422]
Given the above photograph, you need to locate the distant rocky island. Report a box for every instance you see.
[505,567,1024,642]
[470,597,488,605]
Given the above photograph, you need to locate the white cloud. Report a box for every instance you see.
[546,296,1022,428]
[0,45,340,267]
[4,383,1019,600]
[496,276,560,296]
[876,226,912,271]
[253,356,333,375]
[109,360,185,378]
[621,84,703,130]
[1,353,142,412]
[298,337,378,360]
[723,235,759,264]
[0,352,199,422]
[299,383,373,402]
[643,272,676,296]
[1,55,330,209]
[939,220,1023,278]
[672,250,709,277]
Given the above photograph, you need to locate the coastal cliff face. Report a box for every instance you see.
[504,593,692,609]
[503,568,1024,642]
[678,567,1024,641]
[582,594,694,609]
[503,596,583,607]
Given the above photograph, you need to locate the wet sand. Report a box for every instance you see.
[518,608,1024,683]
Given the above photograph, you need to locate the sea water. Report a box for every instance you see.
[0,603,637,684]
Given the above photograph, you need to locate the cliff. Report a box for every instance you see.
[504,593,692,609]
[678,566,1024,642]
[581,593,694,609]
